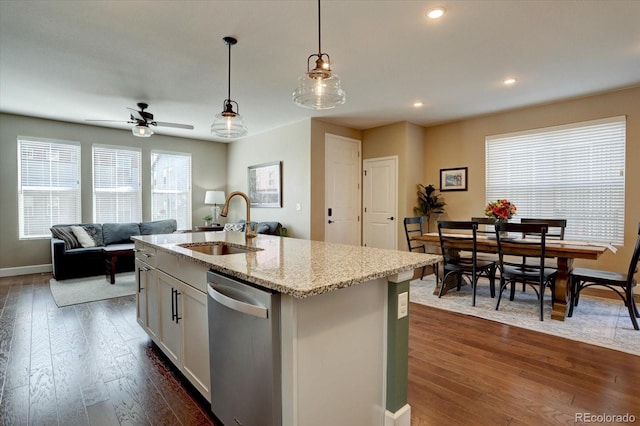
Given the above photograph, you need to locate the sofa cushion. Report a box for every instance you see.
[50,226,80,249]
[140,219,177,235]
[70,225,97,248]
[103,223,140,245]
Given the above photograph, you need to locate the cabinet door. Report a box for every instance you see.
[180,283,211,401]
[157,271,182,365]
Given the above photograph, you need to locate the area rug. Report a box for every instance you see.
[49,272,136,307]
[410,275,639,356]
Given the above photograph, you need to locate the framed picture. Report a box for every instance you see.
[440,167,468,191]
[248,161,282,208]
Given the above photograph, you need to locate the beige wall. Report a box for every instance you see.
[423,85,640,273]
[0,113,226,272]
[226,120,312,239]
[309,119,362,241]
[362,122,426,250]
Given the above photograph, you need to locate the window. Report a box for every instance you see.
[18,138,81,239]
[486,116,625,244]
[151,150,192,230]
[93,145,142,223]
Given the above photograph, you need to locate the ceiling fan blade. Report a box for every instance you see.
[153,121,194,130]
[127,107,145,121]
[86,119,133,124]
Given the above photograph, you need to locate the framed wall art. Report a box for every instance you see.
[248,161,282,207]
[440,167,468,192]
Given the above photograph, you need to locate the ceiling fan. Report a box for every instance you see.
[87,102,194,137]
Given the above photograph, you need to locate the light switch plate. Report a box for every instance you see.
[398,291,408,319]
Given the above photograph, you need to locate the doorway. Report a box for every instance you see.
[363,156,398,250]
[324,134,361,245]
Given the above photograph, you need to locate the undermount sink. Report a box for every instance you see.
[178,242,262,255]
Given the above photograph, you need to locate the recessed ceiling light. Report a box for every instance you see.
[413,101,424,107]
[503,78,517,85]
[427,7,445,19]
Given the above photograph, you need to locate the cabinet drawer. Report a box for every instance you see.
[135,242,157,266]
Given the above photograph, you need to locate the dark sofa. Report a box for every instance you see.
[51,219,177,280]
[234,220,283,236]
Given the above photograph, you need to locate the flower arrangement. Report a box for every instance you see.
[485,199,517,221]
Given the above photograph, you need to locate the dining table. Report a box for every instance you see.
[412,232,614,321]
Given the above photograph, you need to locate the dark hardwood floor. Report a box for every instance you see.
[0,273,219,426]
[1,273,638,425]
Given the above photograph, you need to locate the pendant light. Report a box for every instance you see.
[132,123,153,137]
[211,36,248,138]
[292,0,345,110]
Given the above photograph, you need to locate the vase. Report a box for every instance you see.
[495,218,509,238]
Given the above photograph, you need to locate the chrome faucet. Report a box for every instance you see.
[220,191,257,239]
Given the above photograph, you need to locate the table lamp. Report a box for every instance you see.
[204,190,226,225]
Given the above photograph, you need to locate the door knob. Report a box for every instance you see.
[387,216,395,221]
[328,220,334,224]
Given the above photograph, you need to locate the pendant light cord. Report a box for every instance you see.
[317,0,322,55]
[227,41,231,101]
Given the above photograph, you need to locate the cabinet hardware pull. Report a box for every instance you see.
[171,288,176,321]
[175,290,181,324]
[137,268,145,292]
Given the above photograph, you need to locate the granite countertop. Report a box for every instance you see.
[132,232,441,298]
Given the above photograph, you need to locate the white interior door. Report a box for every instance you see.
[325,134,361,245]
[363,156,398,250]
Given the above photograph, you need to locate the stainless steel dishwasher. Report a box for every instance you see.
[207,270,281,426]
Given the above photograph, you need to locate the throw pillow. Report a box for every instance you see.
[223,223,245,232]
[70,225,97,248]
[50,226,81,250]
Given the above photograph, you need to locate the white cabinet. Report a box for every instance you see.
[135,257,159,340]
[157,271,183,365]
[135,242,210,401]
[180,281,210,397]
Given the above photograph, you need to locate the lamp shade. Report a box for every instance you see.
[132,124,153,137]
[292,72,345,110]
[205,190,226,205]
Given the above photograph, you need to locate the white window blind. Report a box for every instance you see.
[18,138,81,239]
[93,145,142,223]
[151,150,192,230]
[486,116,625,244]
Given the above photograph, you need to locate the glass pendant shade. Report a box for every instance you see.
[210,111,247,138]
[132,124,153,137]
[292,71,345,110]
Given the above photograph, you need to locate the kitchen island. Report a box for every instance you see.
[132,231,440,426]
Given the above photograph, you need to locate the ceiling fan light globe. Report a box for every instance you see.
[292,72,345,110]
[132,124,153,137]
[211,112,248,138]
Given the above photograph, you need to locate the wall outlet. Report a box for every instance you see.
[398,291,408,319]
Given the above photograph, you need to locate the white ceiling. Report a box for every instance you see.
[1,1,639,143]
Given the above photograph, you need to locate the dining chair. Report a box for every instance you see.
[568,222,640,330]
[494,222,557,321]
[437,221,496,306]
[403,216,428,280]
[518,218,567,291]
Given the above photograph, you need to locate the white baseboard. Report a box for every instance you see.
[0,264,52,278]
[385,404,411,426]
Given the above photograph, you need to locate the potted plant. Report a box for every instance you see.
[414,184,446,232]
[203,214,213,226]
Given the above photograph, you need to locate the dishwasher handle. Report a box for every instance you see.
[208,284,268,319]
